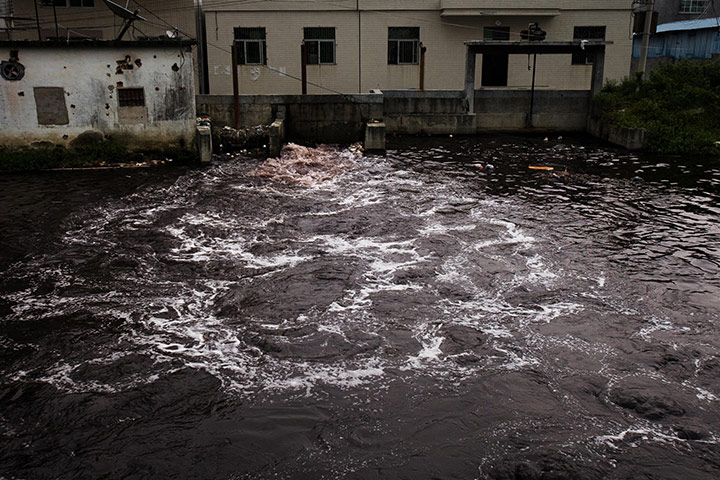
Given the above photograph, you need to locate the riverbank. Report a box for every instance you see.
[592,60,720,155]
[0,141,198,172]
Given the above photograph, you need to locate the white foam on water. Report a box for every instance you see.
[595,425,718,449]
[491,343,539,370]
[524,254,558,285]
[480,324,515,339]
[263,361,386,397]
[407,335,445,368]
[634,316,675,341]
[694,386,718,402]
[528,302,584,325]
[470,218,536,250]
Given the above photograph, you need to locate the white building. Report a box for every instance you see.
[204,0,634,95]
[0,39,196,149]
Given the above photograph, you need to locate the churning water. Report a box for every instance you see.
[1,135,719,479]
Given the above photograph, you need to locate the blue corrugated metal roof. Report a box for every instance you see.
[657,17,720,34]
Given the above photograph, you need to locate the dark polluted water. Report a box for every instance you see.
[1,135,719,479]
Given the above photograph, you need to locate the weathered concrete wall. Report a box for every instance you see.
[197,93,383,144]
[11,1,202,94]
[587,115,646,150]
[382,89,590,132]
[475,90,591,131]
[0,42,196,150]
[197,89,590,141]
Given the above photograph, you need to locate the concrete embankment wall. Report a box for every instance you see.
[197,89,592,143]
[197,94,383,144]
[383,90,591,134]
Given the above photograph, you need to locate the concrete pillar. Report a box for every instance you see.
[464,47,476,114]
[196,126,212,164]
[364,121,386,151]
[269,118,285,157]
[591,49,606,96]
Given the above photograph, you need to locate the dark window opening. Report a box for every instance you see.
[388,27,420,65]
[118,88,145,107]
[572,26,606,65]
[304,27,335,65]
[481,26,510,87]
[234,27,267,65]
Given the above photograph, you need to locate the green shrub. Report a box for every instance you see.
[593,60,720,155]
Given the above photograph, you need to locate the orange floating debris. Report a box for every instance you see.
[529,166,554,171]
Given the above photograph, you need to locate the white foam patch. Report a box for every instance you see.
[695,387,718,402]
[595,425,718,449]
[407,335,445,368]
[471,218,536,250]
[264,362,386,397]
[634,316,675,341]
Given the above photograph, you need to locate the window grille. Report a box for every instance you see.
[388,27,420,65]
[234,27,267,65]
[680,0,707,14]
[572,26,606,65]
[118,88,145,107]
[304,27,335,65]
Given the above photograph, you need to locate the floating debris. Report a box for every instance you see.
[220,124,269,151]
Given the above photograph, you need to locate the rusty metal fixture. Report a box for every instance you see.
[1,59,24,81]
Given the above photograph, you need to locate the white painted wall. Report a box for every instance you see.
[0,43,196,149]
[205,1,633,95]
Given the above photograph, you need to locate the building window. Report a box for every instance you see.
[304,27,335,65]
[680,0,707,13]
[42,0,95,6]
[572,26,606,65]
[118,88,145,107]
[388,27,420,65]
[234,27,267,65]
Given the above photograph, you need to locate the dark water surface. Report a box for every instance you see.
[1,135,719,479]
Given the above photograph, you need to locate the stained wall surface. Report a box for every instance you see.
[0,43,196,149]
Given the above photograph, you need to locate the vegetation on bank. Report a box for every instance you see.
[0,139,197,172]
[593,60,720,155]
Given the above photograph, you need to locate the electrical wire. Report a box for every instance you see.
[16,0,630,96]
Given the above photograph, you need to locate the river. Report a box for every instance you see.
[1,135,719,479]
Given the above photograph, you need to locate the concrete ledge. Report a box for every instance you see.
[588,116,646,149]
[365,122,386,151]
[196,126,212,163]
[197,93,383,105]
[386,114,477,135]
[269,119,285,157]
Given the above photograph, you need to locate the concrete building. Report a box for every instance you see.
[8,1,204,90]
[631,16,720,72]
[7,1,634,96]
[204,0,633,95]
[655,0,720,24]
[0,39,196,150]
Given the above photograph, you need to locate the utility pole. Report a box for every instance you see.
[357,0,361,93]
[195,0,210,94]
[52,1,59,40]
[638,0,655,78]
[33,0,42,40]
